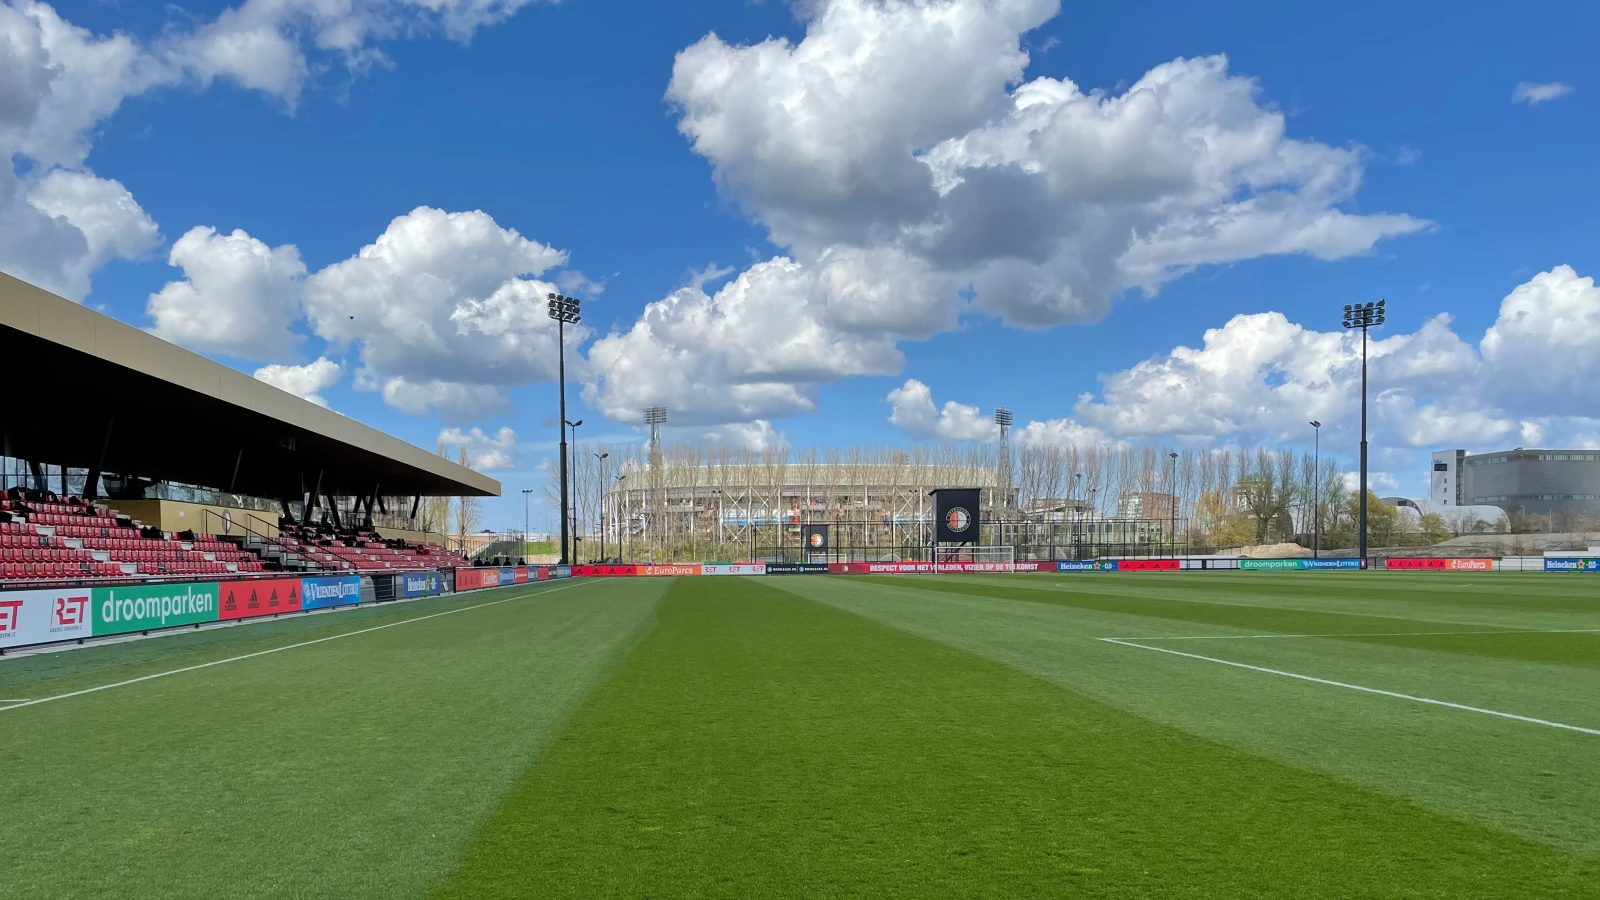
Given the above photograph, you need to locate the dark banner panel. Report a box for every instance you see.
[802,524,829,553]
[766,562,830,575]
[931,489,981,544]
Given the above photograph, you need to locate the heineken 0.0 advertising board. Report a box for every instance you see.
[92,582,220,636]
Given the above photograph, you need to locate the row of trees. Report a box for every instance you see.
[419,445,481,543]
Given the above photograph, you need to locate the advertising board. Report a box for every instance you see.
[302,575,362,609]
[514,567,529,584]
[1117,559,1181,572]
[1544,558,1600,572]
[573,564,640,577]
[1387,558,1497,571]
[219,578,303,620]
[1239,559,1305,570]
[765,562,829,575]
[456,568,500,590]
[1303,558,1363,570]
[702,564,767,575]
[93,582,219,636]
[536,566,550,581]
[552,566,572,579]
[1057,561,1118,571]
[498,567,516,586]
[643,564,703,576]
[399,571,432,599]
[0,587,93,649]
[830,562,930,574]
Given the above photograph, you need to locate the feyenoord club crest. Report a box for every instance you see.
[809,532,825,548]
[945,507,972,534]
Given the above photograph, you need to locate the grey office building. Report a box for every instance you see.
[1431,448,1600,518]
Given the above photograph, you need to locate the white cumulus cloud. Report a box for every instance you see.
[304,206,573,420]
[439,425,518,470]
[147,226,307,358]
[603,0,1428,428]
[886,379,999,442]
[253,356,342,407]
[1067,265,1600,452]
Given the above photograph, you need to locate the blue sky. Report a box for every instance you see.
[4,0,1597,531]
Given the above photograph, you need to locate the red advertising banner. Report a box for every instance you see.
[456,568,501,590]
[829,561,1055,574]
[536,566,550,581]
[1117,559,1181,571]
[643,564,703,576]
[573,565,641,577]
[512,567,528,584]
[219,578,303,620]
[1386,558,1494,571]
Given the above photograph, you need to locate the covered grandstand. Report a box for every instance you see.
[0,272,498,586]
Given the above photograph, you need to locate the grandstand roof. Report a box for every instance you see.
[0,273,498,500]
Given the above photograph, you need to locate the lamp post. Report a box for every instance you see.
[1168,451,1179,558]
[565,418,583,562]
[547,293,581,565]
[521,488,533,561]
[594,451,608,562]
[1309,421,1321,558]
[1342,300,1386,568]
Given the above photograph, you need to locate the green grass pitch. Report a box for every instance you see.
[3,572,1598,897]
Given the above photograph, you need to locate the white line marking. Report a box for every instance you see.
[1099,637,1600,737]
[0,582,588,714]
[1121,628,1600,641]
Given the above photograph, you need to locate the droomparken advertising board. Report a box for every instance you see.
[93,582,219,637]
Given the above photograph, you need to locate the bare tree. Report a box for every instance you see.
[455,446,481,539]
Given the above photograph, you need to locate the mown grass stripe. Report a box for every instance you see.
[871,576,1600,668]
[430,577,1597,898]
[0,581,591,713]
[1101,637,1600,736]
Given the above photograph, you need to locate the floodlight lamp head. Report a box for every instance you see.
[994,408,1012,426]
[643,405,668,425]
[1310,420,1320,428]
[1343,304,1352,312]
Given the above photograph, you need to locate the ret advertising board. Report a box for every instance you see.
[1544,558,1600,572]
[0,587,93,649]
[765,562,829,575]
[219,578,303,620]
[702,564,767,575]
[302,575,362,609]
[92,582,219,637]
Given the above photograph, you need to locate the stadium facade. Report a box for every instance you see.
[1431,448,1600,518]
[599,461,1178,561]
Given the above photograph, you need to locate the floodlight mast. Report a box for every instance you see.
[547,293,582,566]
[1341,300,1386,568]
